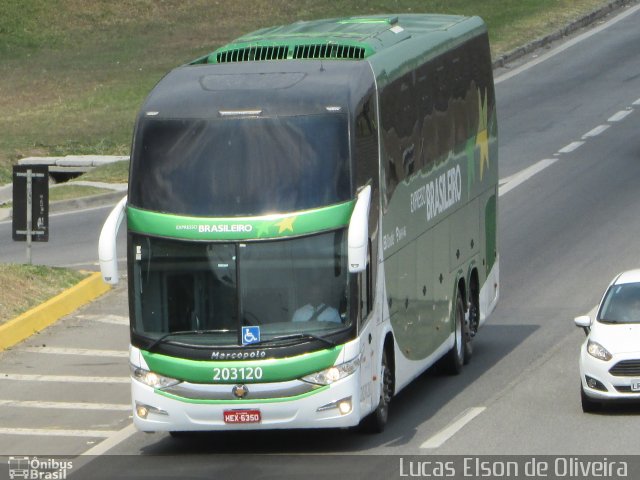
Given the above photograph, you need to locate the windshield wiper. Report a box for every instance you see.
[147,329,230,352]
[248,330,350,349]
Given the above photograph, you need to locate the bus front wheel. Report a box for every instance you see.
[360,349,393,433]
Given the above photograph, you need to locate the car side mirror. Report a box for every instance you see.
[574,315,591,336]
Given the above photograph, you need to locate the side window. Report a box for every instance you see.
[355,96,378,189]
[380,71,416,203]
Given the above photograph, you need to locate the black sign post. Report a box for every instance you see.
[12,165,49,264]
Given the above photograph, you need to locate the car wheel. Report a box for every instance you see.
[580,385,602,413]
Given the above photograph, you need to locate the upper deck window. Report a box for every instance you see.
[129,114,351,216]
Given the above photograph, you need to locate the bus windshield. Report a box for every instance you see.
[129,114,351,216]
[130,230,352,346]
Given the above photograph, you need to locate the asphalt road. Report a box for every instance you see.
[1,3,640,479]
[0,203,126,270]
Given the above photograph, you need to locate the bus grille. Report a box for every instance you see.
[609,359,640,377]
[215,44,366,63]
[216,45,289,63]
[293,44,366,60]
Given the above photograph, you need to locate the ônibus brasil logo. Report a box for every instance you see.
[8,456,73,479]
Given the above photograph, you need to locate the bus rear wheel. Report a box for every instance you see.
[443,291,465,375]
[360,350,393,433]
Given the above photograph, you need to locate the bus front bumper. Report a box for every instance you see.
[131,375,364,432]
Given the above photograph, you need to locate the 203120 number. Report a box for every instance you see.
[213,367,263,382]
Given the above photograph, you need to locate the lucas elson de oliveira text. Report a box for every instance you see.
[399,457,628,477]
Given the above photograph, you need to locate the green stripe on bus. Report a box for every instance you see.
[141,346,343,384]
[127,201,355,240]
[155,385,329,405]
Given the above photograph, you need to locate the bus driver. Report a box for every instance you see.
[292,284,342,323]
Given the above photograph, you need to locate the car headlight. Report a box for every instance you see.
[587,340,612,361]
[301,356,360,385]
[131,365,181,389]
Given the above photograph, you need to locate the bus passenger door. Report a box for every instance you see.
[358,244,375,415]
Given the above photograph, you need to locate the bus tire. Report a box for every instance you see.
[463,304,475,364]
[444,292,465,375]
[360,350,393,434]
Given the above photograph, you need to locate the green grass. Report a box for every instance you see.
[49,184,113,202]
[0,264,89,323]
[77,161,129,184]
[0,0,614,185]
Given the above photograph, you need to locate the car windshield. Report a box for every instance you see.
[598,283,640,324]
[129,230,352,346]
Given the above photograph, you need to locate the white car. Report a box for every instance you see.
[575,269,640,412]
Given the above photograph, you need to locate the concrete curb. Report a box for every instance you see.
[0,272,111,351]
[0,190,127,222]
[49,190,127,214]
[493,0,639,68]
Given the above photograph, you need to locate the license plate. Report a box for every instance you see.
[631,380,640,392]
[223,409,261,424]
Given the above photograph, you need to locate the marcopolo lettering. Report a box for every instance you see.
[198,224,253,234]
[211,350,267,360]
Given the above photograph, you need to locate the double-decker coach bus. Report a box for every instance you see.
[99,13,498,434]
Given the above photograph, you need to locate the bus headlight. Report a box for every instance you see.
[131,365,181,389]
[301,356,359,385]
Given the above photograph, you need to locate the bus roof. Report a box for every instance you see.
[140,14,488,120]
[193,14,485,65]
[139,60,375,120]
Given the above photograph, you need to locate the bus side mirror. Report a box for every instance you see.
[348,185,371,273]
[574,315,591,336]
[98,195,127,285]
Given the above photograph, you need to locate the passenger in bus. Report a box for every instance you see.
[292,284,342,323]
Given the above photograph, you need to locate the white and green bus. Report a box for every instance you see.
[99,14,498,434]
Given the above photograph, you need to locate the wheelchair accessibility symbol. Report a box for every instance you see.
[242,326,260,345]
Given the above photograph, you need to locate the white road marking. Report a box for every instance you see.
[81,423,138,456]
[18,346,128,358]
[76,314,129,326]
[608,110,633,122]
[421,407,486,449]
[0,373,129,383]
[0,399,130,411]
[499,159,557,197]
[582,124,610,138]
[558,141,585,153]
[0,427,117,438]
[633,98,640,106]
